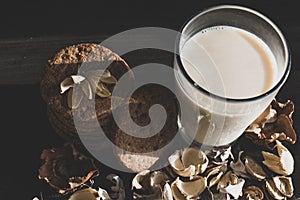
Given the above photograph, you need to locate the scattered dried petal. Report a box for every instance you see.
[273,176,294,198]
[206,146,234,165]
[245,99,297,149]
[213,192,231,200]
[265,179,286,200]
[271,100,294,121]
[68,188,101,200]
[200,188,214,200]
[173,176,207,199]
[262,140,294,176]
[96,83,111,98]
[206,163,227,188]
[163,183,173,200]
[244,156,267,181]
[38,143,99,194]
[132,170,151,190]
[230,151,249,178]
[132,170,169,200]
[171,181,186,200]
[243,186,264,200]
[168,147,209,177]
[106,174,125,200]
[217,171,245,199]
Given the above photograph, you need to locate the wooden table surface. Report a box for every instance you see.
[0,0,299,199]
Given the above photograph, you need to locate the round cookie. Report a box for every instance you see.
[40,43,131,145]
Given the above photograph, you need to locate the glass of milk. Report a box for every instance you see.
[174,5,290,147]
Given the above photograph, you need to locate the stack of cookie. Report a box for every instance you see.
[40,43,178,172]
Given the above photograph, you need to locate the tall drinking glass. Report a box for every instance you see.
[174,5,290,147]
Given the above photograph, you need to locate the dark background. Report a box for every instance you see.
[0,0,299,199]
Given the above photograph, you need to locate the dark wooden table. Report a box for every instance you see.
[0,0,299,199]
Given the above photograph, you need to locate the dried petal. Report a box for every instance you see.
[209,171,224,188]
[100,70,117,84]
[60,77,75,94]
[200,188,214,200]
[132,170,169,200]
[71,75,86,84]
[67,88,83,109]
[213,192,230,200]
[182,147,209,174]
[271,100,294,121]
[276,115,297,144]
[86,70,104,92]
[244,156,267,181]
[132,170,151,190]
[173,176,207,199]
[262,140,294,176]
[80,80,93,100]
[168,147,208,177]
[273,176,294,198]
[171,181,186,200]
[247,104,277,133]
[217,171,245,199]
[206,163,227,188]
[230,151,249,178]
[206,146,233,165]
[243,186,264,200]
[96,83,111,98]
[150,171,169,187]
[38,143,99,194]
[68,188,100,200]
[163,183,173,200]
[266,179,286,200]
[106,174,125,200]
[245,99,297,148]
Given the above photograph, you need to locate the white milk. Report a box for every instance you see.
[176,26,278,146]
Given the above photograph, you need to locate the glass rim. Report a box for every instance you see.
[176,4,291,103]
